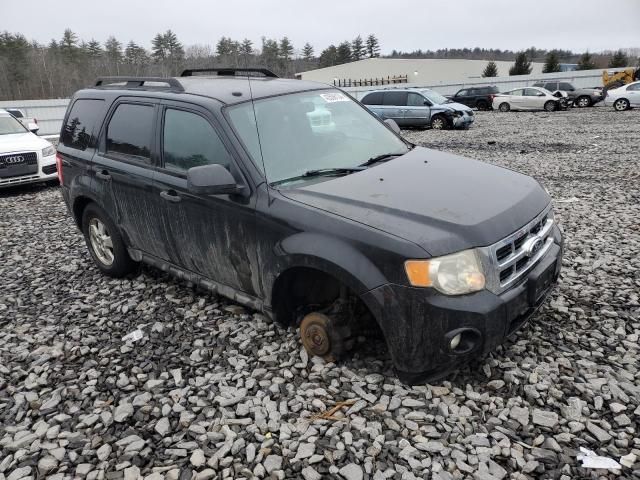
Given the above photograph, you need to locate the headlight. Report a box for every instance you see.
[42,145,56,157]
[405,250,485,295]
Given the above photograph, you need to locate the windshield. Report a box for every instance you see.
[0,115,27,135]
[418,89,449,105]
[227,89,409,185]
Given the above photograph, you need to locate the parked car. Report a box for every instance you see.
[361,88,474,129]
[5,108,39,133]
[0,109,57,188]
[604,81,640,111]
[493,87,567,112]
[532,81,603,107]
[446,85,499,110]
[58,69,563,384]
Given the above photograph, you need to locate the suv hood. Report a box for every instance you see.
[0,132,50,153]
[280,147,550,257]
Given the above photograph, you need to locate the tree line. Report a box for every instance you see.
[0,28,637,100]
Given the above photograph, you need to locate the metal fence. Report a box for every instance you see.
[0,98,69,136]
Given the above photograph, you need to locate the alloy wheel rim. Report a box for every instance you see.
[578,98,589,107]
[433,119,444,129]
[89,218,114,266]
[614,100,627,111]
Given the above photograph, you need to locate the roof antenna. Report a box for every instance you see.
[244,59,270,201]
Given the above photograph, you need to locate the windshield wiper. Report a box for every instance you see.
[359,152,404,167]
[271,167,364,186]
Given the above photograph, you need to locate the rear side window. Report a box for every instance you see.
[544,83,557,91]
[106,103,154,163]
[361,92,383,105]
[559,82,574,91]
[524,88,541,96]
[61,99,105,151]
[627,83,640,91]
[488,86,499,94]
[383,91,408,106]
[456,89,468,96]
[162,108,233,173]
[8,109,23,118]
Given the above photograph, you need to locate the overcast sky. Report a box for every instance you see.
[3,0,639,54]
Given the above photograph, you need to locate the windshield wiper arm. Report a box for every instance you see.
[271,167,364,186]
[359,152,404,167]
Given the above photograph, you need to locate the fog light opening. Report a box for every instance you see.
[446,328,481,354]
[450,333,462,350]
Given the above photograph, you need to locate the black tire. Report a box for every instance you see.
[82,203,137,277]
[575,96,592,108]
[430,115,448,130]
[613,98,630,111]
[498,102,510,112]
[544,101,557,112]
[476,100,489,111]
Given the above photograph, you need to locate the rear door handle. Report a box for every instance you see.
[96,169,111,181]
[160,190,181,203]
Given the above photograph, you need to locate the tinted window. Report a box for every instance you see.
[544,83,557,91]
[524,88,542,96]
[627,83,640,91]
[7,109,23,118]
[559,83,574,91]
[362,92,383,105]
[407,93,426,106]
[163,109,232,172]
[61,99,105,151]
[106,103,154,162]
[383,91,408,106]
[455,89,468,96]
[509,89,524,96]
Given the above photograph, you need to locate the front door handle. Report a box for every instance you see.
[96,169,111,181]
[160,190,181,203]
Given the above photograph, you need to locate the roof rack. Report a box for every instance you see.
[94,77,184,91]
[180,68,278,78]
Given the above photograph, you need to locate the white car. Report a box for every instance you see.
[604,81,640,111]
[0,109,57,188]
[492,87,566,112]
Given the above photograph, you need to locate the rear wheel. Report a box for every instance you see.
[430,115,448,130]
[82,203,137,277]
[614,98,630,111]
[575,96,591,108]
[544,101,557,112]
[476,100,489,111]
[498,102,510,112]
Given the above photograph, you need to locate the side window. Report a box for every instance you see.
[509,89,524,96]
[559,83,574,91]
[61,99,105,151]
[362,92,383,105]
[456,89,468,97]
[383,91,408,106]
[524,88,542,96]
[544,83,557,91]
[407,93,426,106]
[627,83,640,91]
[106,103,154,163]
[162,108,233,173]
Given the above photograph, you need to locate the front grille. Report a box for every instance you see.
[0,151,38,178]
[481,205,554,294]
[42,164,57,175]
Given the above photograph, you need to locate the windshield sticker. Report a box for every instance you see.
[320,92,349,103]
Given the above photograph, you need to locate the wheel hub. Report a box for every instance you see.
[302,322,330,356]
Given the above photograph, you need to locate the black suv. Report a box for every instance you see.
[447,86,499,110]
[58,69,563,383]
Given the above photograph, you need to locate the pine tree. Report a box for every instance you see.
[509,52,532,75]
[260,38,279,65]
[576,51,596,70]
[319,45,338,68]
[302,43,314,61]
[336,41,352,64]
[216,37,232,56]
[86,39,102,58]
[125,41,147,65]
[543,50,561,73]
[60,29,79,62]
[608,49,628,68]
[240,38,253,55]
[365,34,380,58]
[279,37,294,61]
[104,36,122,63]
[152,33,168,60]
[164,30,184,60]
[351,35,365,61]
[482,61,498,77]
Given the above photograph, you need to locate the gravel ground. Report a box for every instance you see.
[1,107,639,480]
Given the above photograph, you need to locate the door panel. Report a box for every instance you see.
[404,93,430,125]
[382,91,408,125]
[154,102,258,295]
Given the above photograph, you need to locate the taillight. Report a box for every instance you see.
[56,153,63,185]
[489,94,495,101]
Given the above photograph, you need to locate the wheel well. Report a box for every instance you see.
[73,196,93,228]
[271,267,370,328]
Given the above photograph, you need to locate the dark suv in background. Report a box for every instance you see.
[447,85,499,110]
[532,81,603,107]
[57,69,563,383]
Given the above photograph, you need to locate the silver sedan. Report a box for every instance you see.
[492,87,566,112]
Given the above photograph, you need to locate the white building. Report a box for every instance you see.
[295,58,545,85]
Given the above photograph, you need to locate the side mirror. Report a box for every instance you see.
[28,123,39,133]
[384,118,401,134]
[187,164,241,195]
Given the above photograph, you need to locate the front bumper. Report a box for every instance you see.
[362,225,563,384]
[0,153,57,188]
[451,112,475,128]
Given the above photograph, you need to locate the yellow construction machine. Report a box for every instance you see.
[602,67,640,92]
